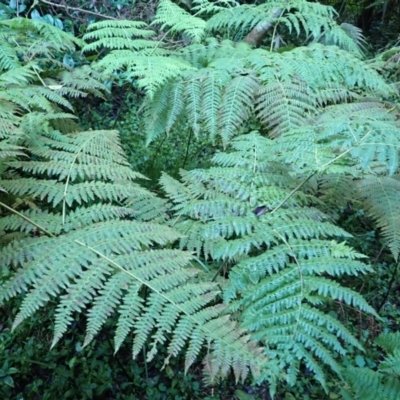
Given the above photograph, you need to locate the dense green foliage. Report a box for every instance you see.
[1,0,400,399]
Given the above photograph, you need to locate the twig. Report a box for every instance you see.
[39,0,117,20]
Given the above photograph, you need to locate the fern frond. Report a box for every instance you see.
[0,64,37,86]
[343,366,400,400]
[0,40,21,71]
[153,0,206,43]
[185,71,202,136]
[375,332,400,354]
[0,17,82,51]
[162,132,375,388]
[318,23,366,54]
[82,20,155,52]
[205,0,363,53]
[96,53,194,99]
[0,205,135,235]
[165,80,185,133]
[55,65,108,99]
[256,78,316,137]
[342,333,400,398]
[201,68,223,140]
[356,176,400,261]
[143,83,173,144]
[0,126,272,386]
[207,4,274,39]
[219,74,259,144]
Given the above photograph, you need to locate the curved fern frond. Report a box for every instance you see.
[185,71,202,136]
[162,132,375,388]
[153,0,206,43]
[0,40,21,71]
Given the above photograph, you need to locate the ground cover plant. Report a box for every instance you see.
[1,0,400,398]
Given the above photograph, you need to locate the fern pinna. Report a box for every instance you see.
[161,133,377,391]
[0,128,272,386]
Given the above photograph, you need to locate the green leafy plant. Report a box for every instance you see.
[1,1,400,398]
[161,132,377,392]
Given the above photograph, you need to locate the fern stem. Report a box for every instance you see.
[269,9,284,52]
[211,261,226,282]
[376,261,399,312]
[182,127,193,168]
[32,66,47,87]
[271,172,316,214]
[62,134,96,225]
[0,201,54,237]
[149,134,167,173]
[273,230,304,341]
[272,134,371,214]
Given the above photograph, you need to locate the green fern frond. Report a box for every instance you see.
[201,68,223,140]
[140,37,392,144]
[375,332,400,354]
[0,17,82,51]
[219,74,260,144]
[153,0,206,43]
[356,176,400,261]
[96,53,194,99]
[207,4,265,38]
[185,71,202,136]
[162,132,375,388]
[82,20,155,52]
[143,83,173,144]
[192,0,227,16]
[343,366,400,400]
[0,125,272,386]
[55,65,108,99]
[205,0,362,53]
[0,40,21,71]
[318,23,366,54]
[256,78,316,137]
[0,64,37,86]
[271,100,400,177]
[0,205,135,235]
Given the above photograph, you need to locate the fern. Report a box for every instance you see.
[341,333,400,400]
[0,17,82,51]
[82,20,156,53]
[0,15,107,124]
[84,1,392,145]
[205,0,362,53]
[143,42,392,144]
[161,132,376,389]
[153,0,206,43]
[356,176,400,261]
[2,8,400,398]
[0,126,273,386]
